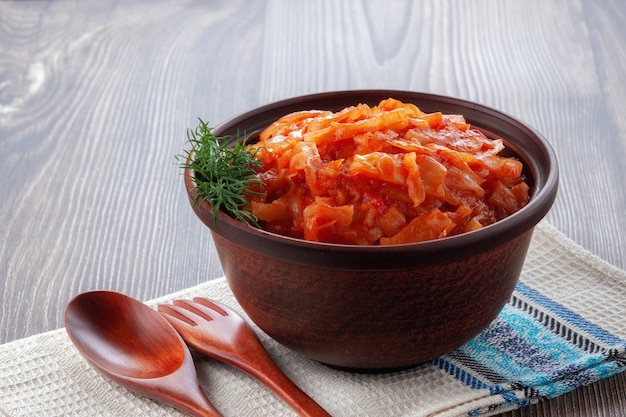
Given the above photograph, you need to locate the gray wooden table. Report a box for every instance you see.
[1,1,625,416]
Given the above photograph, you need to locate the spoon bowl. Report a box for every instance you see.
[65,290,223,417]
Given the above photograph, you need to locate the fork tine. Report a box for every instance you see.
[172,298,230,323]
[157,302,207,326]
[191,297,230,317]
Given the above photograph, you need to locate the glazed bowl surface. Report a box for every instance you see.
[184,90,559,371]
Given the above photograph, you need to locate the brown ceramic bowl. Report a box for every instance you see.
[184,90,559,371]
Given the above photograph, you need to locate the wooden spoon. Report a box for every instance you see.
[64,290,223,417]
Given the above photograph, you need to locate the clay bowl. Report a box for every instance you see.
[184,90,559,371]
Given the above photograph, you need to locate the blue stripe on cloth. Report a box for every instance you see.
[463,306,610,397]
[442,349,509,385]
[515,281,626,347]
[431,357,491,390]
[433,282,626,415]
[496,305,604,373]
[508,294,604,354]
[459,317,568,398]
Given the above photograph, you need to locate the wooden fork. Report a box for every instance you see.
[158,298,332,417]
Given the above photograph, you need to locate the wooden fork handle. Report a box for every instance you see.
[246,355,332,417]
[194,343,332,417]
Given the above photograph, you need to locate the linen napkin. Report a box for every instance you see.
[1,221,625,417]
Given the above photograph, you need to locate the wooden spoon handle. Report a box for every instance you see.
[174,390,224,417]
[148,359,225,417]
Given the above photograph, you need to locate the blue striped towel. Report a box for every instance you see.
[434,280,626,416]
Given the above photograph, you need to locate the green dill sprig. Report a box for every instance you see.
[179,119,262,226]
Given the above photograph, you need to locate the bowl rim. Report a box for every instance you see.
[185,89,559,254]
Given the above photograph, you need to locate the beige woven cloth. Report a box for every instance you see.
[1,221,625,417]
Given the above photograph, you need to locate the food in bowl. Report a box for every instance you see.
[183,90,559,370]
[245,98,529,245]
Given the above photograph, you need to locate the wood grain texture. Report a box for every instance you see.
[1,0,625,416]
